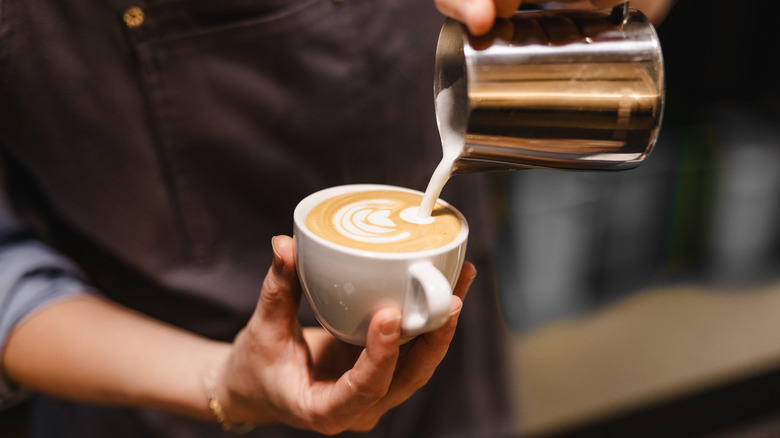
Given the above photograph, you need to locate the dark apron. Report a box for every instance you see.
[0,0,514,436]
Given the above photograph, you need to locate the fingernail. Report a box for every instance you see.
[459,0,473,21]
[271,236,284,272]
[450,301,463,317]
[380,315,401,338]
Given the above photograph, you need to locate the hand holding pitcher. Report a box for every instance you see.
[434,0,636,35]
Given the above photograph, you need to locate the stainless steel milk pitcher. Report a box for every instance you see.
[434,4,665,173]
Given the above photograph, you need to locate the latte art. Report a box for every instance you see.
[335,200,412,244]
[306,190,461,253]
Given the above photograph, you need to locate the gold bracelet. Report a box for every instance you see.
[204,372,256,434]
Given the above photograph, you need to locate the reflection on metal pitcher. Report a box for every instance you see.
[434,6,665,173]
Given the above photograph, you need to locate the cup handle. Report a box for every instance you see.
[402,262,453,338]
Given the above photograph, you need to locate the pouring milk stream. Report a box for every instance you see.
[418,83,464,218]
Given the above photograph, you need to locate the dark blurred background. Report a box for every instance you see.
[497,1,780,437]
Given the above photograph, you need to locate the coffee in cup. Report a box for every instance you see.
[305,189,462,253]
[294,184,469,346]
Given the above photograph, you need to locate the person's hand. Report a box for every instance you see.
[212,235,476,434]
[435,0,630,35]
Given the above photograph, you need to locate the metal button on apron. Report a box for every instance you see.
[123,6,144,28]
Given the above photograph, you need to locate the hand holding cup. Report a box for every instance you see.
[212,234,475,434]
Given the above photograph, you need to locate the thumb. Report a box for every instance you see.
[435,0,496,36]
[256,235,301,334]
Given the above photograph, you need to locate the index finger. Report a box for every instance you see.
[320,308,401,421]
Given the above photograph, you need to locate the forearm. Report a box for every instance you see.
[1,294,231,421]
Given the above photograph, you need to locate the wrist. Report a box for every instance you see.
[202,338,280,431]
[204,369,257,434]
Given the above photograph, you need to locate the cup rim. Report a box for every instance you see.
[293,184,469,259]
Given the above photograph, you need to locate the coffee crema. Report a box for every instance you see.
[306,190,461,253]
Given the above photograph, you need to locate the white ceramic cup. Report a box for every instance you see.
[293,184,469,346]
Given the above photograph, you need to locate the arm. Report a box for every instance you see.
[3,294,228,420]
[0,179,222,418]
[2,235,475,433]
[0,159,100,407]
[436,0,676,35]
